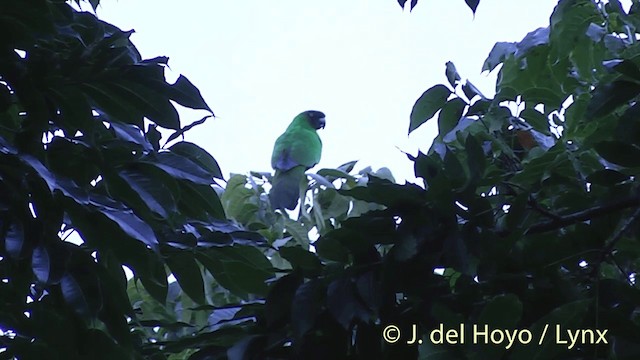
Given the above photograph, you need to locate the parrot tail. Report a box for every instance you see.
[269,166,306,210]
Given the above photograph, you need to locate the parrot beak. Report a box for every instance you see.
[319,117,326,129]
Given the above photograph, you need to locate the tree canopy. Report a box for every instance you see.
[1,0,639,359]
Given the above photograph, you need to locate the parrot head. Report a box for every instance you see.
[301,110,325,130]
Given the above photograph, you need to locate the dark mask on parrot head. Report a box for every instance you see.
[304,110,326,129]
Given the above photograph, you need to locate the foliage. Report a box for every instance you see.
[0,0,267,359]
[2,0,640,360]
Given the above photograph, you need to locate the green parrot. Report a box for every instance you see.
[269,110,326,210]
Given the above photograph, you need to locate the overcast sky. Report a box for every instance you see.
[93,0,559,183]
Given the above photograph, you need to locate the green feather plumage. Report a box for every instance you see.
[269,110,325,210]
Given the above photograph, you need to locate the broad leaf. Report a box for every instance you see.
[409,84,451,134]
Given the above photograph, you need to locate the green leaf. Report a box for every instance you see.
[594,141,640,167]
[316,188,351,220]
[166,251,206,304]
[586,80,640,119]
[142,152,213,184]
[264,273,302,327]
[179,182,226,220]
[95,205,160,252]
[586,169,630,185]
[338,160,358,173]
[520,108,550,135]
[81,83,144,126]
[201,246,272,297]
[340,175,426,208]
[314,235,349,263]
[195,219,267,247]
[291,280,323,339]
[20,155,89,204]
[603,59,640,81]
[110,122,152,151]
[112,80,181,130]
[136,258,169,304]
[279,246,322,275]
[61,273,93,317]
[60,263,103,319]
[169,141,223,180]
[465,134,486,181]
[327,278,371,329]
[482,42,517,72]
[355,271,380,314]
[443,149,466,190]
[409,84,451,134]
[549,0,601,61]
[316,168,356,182]
[283,217,311,248]
[118,168,177,218]
[437,98,466,138]
[521,87,563,110]
[32,243,69,285]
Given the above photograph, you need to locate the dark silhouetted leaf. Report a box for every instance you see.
[327,278,371,329]
[110,122,152,151]
[118,168,176,218]
[166,251,206,304]
[264,273,302,328]
[291,280,323,338]
[166,115,212,144]
[170,141,223,180]
[32,243,69,285]
[142,152,213,184]
[168,75,214,113]
[603,59,640,81]
[586,169,630,185]
[587,80,640,119]
[465,134,486,180]
[438,97,466,137]
[594,141,640,167]
[279,246,322,275]
[465,0,480,14]
[95,206,159,252]
[5,220,25,259]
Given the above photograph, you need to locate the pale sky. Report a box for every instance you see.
[93,0,559,183]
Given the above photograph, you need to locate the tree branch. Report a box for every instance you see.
[497,194,640,236]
